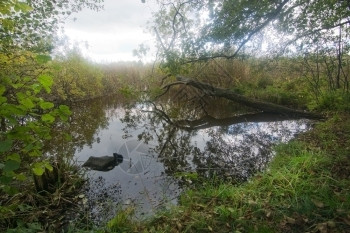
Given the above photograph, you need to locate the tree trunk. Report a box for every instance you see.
[1,117,6,132]
[33,165,61,193]
[163,76,324,119]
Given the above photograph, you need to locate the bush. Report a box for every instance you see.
[308,91,350,112]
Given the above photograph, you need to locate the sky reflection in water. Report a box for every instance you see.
[69,97,313,224]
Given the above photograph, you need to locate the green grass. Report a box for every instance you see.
[115,113,350,233]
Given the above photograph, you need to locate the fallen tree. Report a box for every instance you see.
[159,76,324,120]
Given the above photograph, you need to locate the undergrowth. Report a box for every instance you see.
[0,159,87,232]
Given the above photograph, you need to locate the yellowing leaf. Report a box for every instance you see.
[176,222,182,230]
[327,221,336,228]
[248,199,257,205]
[285,216,296,224]
[311,199,324,208]
[316,223,328,233]
[266,210,272,218]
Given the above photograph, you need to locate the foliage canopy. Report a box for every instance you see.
[0,0,103,226]
[152,0,350,65]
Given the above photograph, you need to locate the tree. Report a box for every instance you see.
[51,49,104,101]
[0,50,71,194]
[151,0,350,107]
[0,0,104,53]
[152,0,350,72]
[0,0,103,225]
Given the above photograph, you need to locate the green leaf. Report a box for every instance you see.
[3,160,20,172]
[31,83,42,94]
[38,75,53,93]
[57,105,71,121]
[41,113,55,123]
[22,143,34,153]
[32,162,52,176]
[35,54,52,64]
[32,167,45,176]
[1,104,26,116]
[3,185,18,195]
[0,140,13,153]
[7,153,20,162]
[0,84,5,95]
[59,105,71,114]
[0,5,11,15]
[45,163,53,172]
[14,2,33,12]
[16,92,26,101]
[11,81,23,89]
[39,101,54,110]
[1,19,14,31]
[0,96,7,104]
[19,98,35,109]
[64,133,72,141]
[29,149,41,157]
[0,176,12,185]
[32,166,45,176]
[15,173,27,181]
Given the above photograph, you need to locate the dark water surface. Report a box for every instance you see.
[48,95,314,224]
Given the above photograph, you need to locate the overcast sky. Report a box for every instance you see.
[63,0,157,63]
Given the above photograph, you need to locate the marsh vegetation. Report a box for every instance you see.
[1,0,350,232]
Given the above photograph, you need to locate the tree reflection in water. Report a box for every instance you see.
[121,98,313,183]
[42,95,313,222]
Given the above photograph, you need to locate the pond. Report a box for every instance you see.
[47,94,314,224]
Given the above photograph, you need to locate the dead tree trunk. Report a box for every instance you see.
[33,163,62,193]
[161,76,324,119]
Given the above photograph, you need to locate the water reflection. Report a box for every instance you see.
[44,95,313,224]
[124,101,313,182]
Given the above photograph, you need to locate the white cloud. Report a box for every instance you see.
[63,0,157,63]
